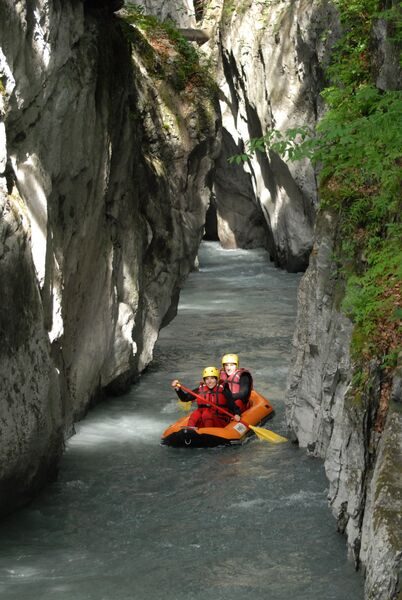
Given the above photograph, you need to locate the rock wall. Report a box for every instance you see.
[127,0,196,28]
[124,1,402,597]
[2,1,400,596]
[211,128,269,249]
[0,0,218,514]
[135,0,339,270]
[360,379,402,600]
[286,211,402,599]
[0,184,63,514]
[199,0,340,270]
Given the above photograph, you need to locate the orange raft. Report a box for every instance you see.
[161,390,274,448]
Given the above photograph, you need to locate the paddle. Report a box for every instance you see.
[177,383,287,444]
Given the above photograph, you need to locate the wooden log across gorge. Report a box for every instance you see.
[177,28,210,44]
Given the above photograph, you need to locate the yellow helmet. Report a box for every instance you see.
[222,353,239,367]
[202,366,220,379]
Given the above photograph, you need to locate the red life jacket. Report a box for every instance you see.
[197,382,228,411]
[219,368,253,398]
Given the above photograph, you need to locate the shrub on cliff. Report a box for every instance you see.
[232,0,402,409]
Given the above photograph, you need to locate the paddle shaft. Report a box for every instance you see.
[177,383,247,425]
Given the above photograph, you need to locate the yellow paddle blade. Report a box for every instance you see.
[177,401,192,412]
[248,424,288,443]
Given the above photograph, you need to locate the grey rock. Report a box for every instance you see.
[371,4,402,91]
[0,0,218,512]
[360,400,402,600]
[200,0,341,271]
[124,0,196,28]
[0,188,63,515]
[286,210,402,599]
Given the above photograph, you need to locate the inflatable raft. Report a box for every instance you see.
[161,390,274,448]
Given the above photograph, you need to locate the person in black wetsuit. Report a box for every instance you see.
[219,353,253,413]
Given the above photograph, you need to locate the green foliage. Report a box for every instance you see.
[121,3,215,93]
[241,89,402,207]
[377,2,402,53]
[342,235,402,354]
[123,3,158,29]
[230,0,402,371]
[315,1,402,366]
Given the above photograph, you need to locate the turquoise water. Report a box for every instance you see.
[0,242,363,599]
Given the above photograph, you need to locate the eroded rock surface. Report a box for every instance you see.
[0,0,218,512]
[0,184,63,515]
[286,211,402,599]
[126,0,196,28]
[200,0,340,270]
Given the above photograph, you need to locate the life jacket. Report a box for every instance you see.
[219,368,253,401]
[197,382,228,413]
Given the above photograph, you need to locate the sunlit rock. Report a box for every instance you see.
[0,187,63,515]
[0,0,218,512]
[212,128,268,249]
[126,0,196,28]
[201,0,340,271]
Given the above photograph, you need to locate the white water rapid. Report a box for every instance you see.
[0,242,363,599]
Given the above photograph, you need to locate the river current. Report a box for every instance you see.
[0,242,363,599]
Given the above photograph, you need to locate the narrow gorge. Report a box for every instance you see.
[0,1,400,599]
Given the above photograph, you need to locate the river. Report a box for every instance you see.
[0,242,363,599]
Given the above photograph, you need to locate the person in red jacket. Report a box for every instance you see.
[171,366,241,429]
[219,353,253,413]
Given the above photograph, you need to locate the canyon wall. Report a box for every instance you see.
[0,0,218,513]
[127,0,196,27]
[1,1,400,598]
[126,0,340,272]
[286,212,402,600]
[285,4,402,597]
[286,211,402,600]
[200,0,340,270]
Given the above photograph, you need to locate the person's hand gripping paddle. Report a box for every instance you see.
[177,383,288,444]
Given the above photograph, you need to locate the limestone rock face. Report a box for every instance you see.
[0,185,63,515]
[201,0,340,271]
[0,0,217,512]
[125,0,339,269]
[286,212,402,599]
[212,128,268,249]
[360,394,402,600]
[371,1,402,92]
[286,212,354,451]
[126,0,196,28]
